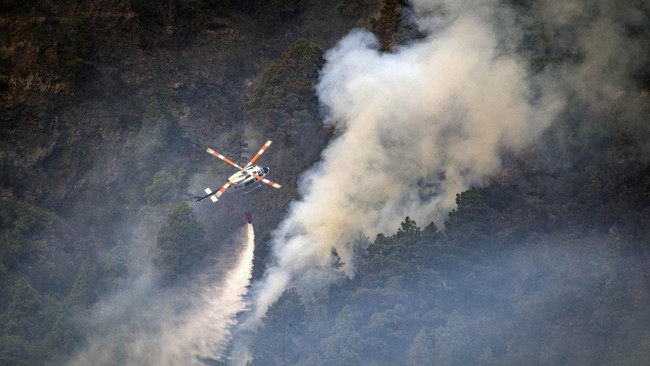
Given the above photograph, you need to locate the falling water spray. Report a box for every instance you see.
[169,223,256,364]
[68,224,256,366]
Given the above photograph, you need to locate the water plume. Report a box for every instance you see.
[159,223,255,364]
[69,224,255,365]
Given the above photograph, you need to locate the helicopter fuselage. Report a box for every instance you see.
[229,165,270,189]
[198,140,281,203]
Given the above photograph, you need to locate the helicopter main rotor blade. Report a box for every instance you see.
[251,174,282,189]
[206,148,244,170]
[199,180,233,203]
[246,140,272,167]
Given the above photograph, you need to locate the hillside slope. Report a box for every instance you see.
[1,1,378,364]
[1,0,649,365]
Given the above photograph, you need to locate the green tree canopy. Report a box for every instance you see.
[251,288,308,366]
[145,168,176,205]
[1,279,49,342]
[246,38,324,142]
[154,202,207,282]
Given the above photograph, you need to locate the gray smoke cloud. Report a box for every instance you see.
[536,0,647,103]
[231,0,568,363]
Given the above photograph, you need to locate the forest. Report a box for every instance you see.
[1,0,650,365]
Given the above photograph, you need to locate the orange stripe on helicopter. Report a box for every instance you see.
[217,182,232,196]
[252,175,282,189]
[248,140,272,166]
[206,148,242,170]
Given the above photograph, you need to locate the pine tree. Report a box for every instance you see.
[154,202,207,282]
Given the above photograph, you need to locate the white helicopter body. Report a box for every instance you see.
[197,140,282,203]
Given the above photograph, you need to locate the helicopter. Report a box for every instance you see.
[196,140,282,203]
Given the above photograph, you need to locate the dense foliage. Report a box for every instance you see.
[155,202,208,282]
[246,38,325,145]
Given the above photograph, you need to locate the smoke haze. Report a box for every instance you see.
[536,0,647,102]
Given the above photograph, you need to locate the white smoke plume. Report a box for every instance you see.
[231,0,564,363]
[232,0,648,363]
[69,224,255,365]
